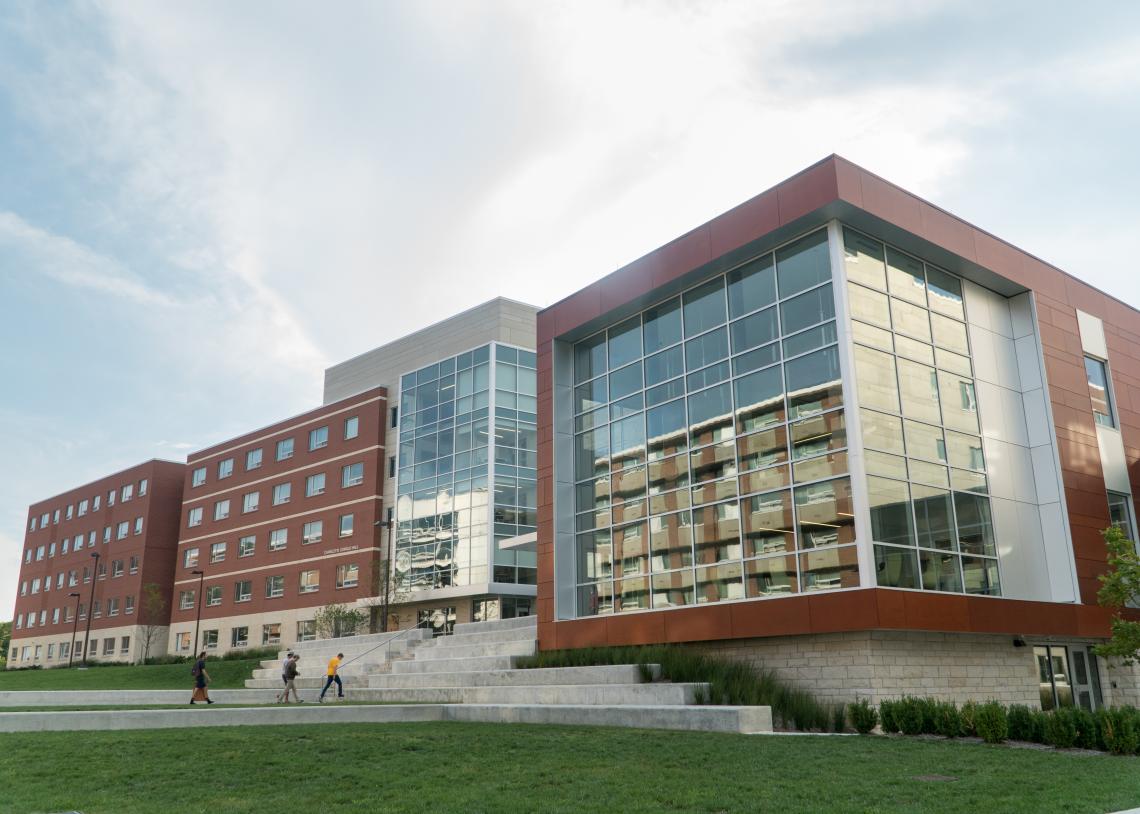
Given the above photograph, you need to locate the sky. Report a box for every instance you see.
[2,0,1139,618]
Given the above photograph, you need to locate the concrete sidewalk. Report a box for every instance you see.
[0,689,279,706]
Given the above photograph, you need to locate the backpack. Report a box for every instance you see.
[191,662,201,677]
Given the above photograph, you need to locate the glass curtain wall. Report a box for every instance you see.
[572,228,858,618]
[843,226,1001,596]
[395,344,538,592]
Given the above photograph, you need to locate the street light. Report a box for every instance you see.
[375,518,395,632]
[191,569,205,655]
[82,551,101,666]
[67,592,81,668]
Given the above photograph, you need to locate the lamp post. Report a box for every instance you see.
[67,592,81,668]
[375,518,394,632]
[82,551,101,666]
[191,570,205,655]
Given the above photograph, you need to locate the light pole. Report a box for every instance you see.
[376,518,394,632]
[82,551,101,666]
[67,592,81,668]
[191,570,205,655]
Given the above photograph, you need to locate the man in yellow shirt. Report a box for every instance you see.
[318,652,345,702]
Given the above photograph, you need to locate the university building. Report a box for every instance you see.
[535,156,1140,710]
[9,460,185,665]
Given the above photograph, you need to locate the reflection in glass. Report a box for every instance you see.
[695,562,745,603]
[690,440,737,485]
[691,477,738,506]
[790,410,846,460]
[647,399,687,460]
[894,335,934,365]
[945,430,984,471]
[727,255,776,318]
[734,365,785,432]
[609,415,646,469]
[609,362,643,402]
[576,582,614,616]
[741,489,795,556]
[912,484,956,550]
[891,297,932,343]
[919,549,962,592]
[908,459,949,488]
[745,555,798,597]
[575,378,608,414]
[776,230,830,299]
[793,451,848,483]
[843,227,887,289]
[683,278,727,337]
[851,320,892,352]
[799,546,859,591]
[904,420,946,463]
[688,382,734,446]
[861,409,904,455]
[685,327,729,371]
[737,426,788,472]
[575,428,609,480]
[961,556,1000,595]
[577,530,612,581]
[730,307,779,354]
[648,453,689,495]
[954,492,996,555]
[926,266,965,320]
[783,321,837,358]
[781,284,835,335]
[867,476,915,547]
[651,570,695,608]
[848,283,890,326]
[645,346,685,387]
[854,346,900,413]
[794,477,855,549]
[886,248,926,306]
[650,512,694,571]
[643,297,683,354]
[609,316,642,370]
[785,346,842,420]
[575,333,606,383]
[938,371,978,433]
[931,312,969,355]
[898,359,942,424]
[875,544,919,589]
[611,467,647,504]
[865,450,907,479]
[738,465,790,495]
[618,576,650,611]
[693,502,741,564]
[614,522,648,576]
[732,342,781,376]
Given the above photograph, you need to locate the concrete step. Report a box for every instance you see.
[413,626,538,648]
[346,683,701,706]
[367,665,660,689]
[278,628,432,656]
[0,702,773,734]
[452,615,537,635]
[391,655,518,674]
[250,659,386,680]
[0,689,280,706]
[411,640,536,662]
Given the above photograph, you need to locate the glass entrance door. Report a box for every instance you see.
[1068,645,1104,711]
[1034,645,1073,710]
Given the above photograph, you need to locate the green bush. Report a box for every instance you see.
[918,697,939,734]
[1006,704,1034,741]
[849,699,878,735]
[832,704,847,733]
[1044,708,1078,749]
[1098,708,1140,755]
[1029,710,1048,744]
[1072,707,1099,750]
[935,701,962,738]
[959,700,978,737]
[974,701,1008,744]
[897,697,925,736]
[878,700,899,734]
[221,646,277,662]
[518,646,832,731]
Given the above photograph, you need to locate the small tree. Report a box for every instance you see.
[0,619,10,667]
[314,603,365,639]
[1096,525,1140,664]
[138,583,168,663]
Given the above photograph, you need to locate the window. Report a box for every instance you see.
[306,473,326,497]
[97,561,107,579]
[391,406,398,428]
[103,526,111,543]
[117,521,129,540]
[78,499,88,516]
[297,620,316,642]
[309,426,329,451]
[262,623,282,645]
[231,626,249,648]
[120,636,130,654]
[66,504,74,519]
[276,438,295,461]
[243,491,260,513]
[269,529,287,551]
[103,638,114,656]
[179,590,196,610]
[19,581,26,596]
[1107,492,1138,543]
[238,535,256,557]
[299,570,320,593]
[266,575,285,598]
[111,559,124,577]
[138,478,148,496]
[36,545,44,561]
[129,556,139,574]
[176,632,192,651]
[336,563,359,589]
[52,608,60,624]
[31,577,40,594]
[59,641,70,659]
[188,507,203,527]
[203,630,218,649]
[206,585,222,606]
[342,462,364,488]
[47,643,55,660]
[389,456,396,478]
[218,458,235,479]
[1085,356,1116,428]
[92,601,101,619]
[344,416,359,440]
[122,483,134,502]
[234,580,252,602]
[108,597,119,616]
[48,542,56,557]
[210,542,227,563]
[191,467,206,487]
[134,517,143,535]
[302,520,323,545]
[214,499,231,521]
[273,483,291,505]
[41,512,49,527]
[68,570,78,587]
[246,448,263,470]
[339,513,354,537]
[184,548,199,568]
[83,567,90,583]
[93,495,100,511]
[24,550,30,564]
[56,572,63,589]
[54,507,61,521]
[29,517,36,532]
[125,595,135,614]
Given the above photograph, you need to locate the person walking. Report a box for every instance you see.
[274,651,294,703]
[319,653,345,702]
[279,654,303,704]
[190,651,213,705]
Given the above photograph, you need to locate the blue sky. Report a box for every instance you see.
[2,1,1139,617]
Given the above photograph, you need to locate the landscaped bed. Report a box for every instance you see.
[0,658,263,690]
[3,722,1138,813]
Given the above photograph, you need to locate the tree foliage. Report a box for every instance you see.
[314,603,365,639]
[138,583,168,663]
[1096,524,1140,664]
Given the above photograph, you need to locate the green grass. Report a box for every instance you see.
[2,723,1138,813]
[0,658,261,690]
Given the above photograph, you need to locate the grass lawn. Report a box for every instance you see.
[0,658,261,690]
[3,723,1139,813]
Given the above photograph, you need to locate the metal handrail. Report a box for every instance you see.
[334,620,433,671]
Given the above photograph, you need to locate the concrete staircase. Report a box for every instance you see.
[244,627,433,690]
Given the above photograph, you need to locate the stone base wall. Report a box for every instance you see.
[691,631,1140,708]
[1103,658,1140,708]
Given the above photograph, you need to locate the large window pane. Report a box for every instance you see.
[904,420,946,463]
[785,345,842,420]
[790,410,846,460]
[645,346,684,386]
[954,492,996,556]
[938,371,979,433]
[575,378,607,414]
[945,430,984,471]
[687,382,734,446]
[737,426,788,472]
[575,333,606,383]
[741,489,795,555]
[891,297,932,343]
[611,466,647,504]
[608,316,642,370]
[614,521,648,576]
[886,248,926,306]
[926,266,965,320]
[961,556,1000,595]
[799,546,859,591]
[685,327,729,370]
[867,476,915,547]
[610,415,646,469]
[732,342,781,376]
[683,278,727,337]
[843,228,887,289]
[690,440,737,485]
[643,297,683,353]
[575,429,609,480]
[695,562,745,603]
[648,453,689,495]
[609,362,643,402]
[898,359,942,424]
[745,554,798,597]
[733,365,784,432]
[794,477,855,549]
[692,501,740,562]
[776,230,830,299]
[931,313,969,355]
[647,399,687,460]
[919,549,962,592]
[848,283,890,326]
[861,409,904,455]
[651,570,695,608]
[912,484,956,550]
[727,255,776,318]
[854,346,899,413]
[577,530,613,581]
[875,544,919,589]
[650,511,694,571]
[783,322,837,358]
[730,307,778,353]
[781,284,835,335]
[1085,356,1115,428]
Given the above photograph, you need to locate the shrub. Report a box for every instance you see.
[1029,710,1048,743]
[974,701,1008,744]
[1044,708,1078,749]
[1099,708,1140,755]
[1072,707,1099,750]
[918,697,939,734]
[849,699,878,735]
[897,697,925,736]
[879,700,899,734]
[221,646,277,662]
[959,700,978,737]
[832,704,847,733]
[935,701,962,738]
[1006,704,1034,741]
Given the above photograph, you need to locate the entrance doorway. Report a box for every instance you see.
[1034,644,1103,711]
